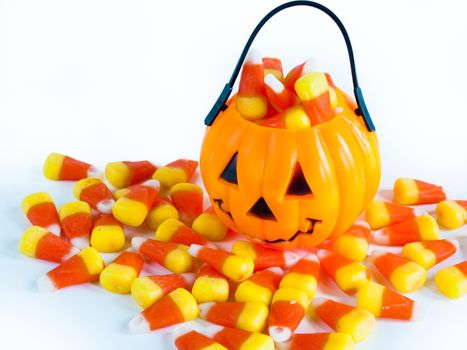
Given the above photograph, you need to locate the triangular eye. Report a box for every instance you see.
[287,163,312,196]
[248,197,276,221]
[220,152,238,185]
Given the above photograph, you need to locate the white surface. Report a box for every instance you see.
[1,0,467,349]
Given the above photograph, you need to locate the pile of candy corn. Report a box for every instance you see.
[234,49,344,128]
[19,151,467,350]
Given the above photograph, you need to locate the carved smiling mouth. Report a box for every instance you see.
[214,198,321,244]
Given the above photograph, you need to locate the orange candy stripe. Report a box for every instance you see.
[175,330,217,350]
[60,156,91,180]
[247,269,281,291]
[125,185,158,209]
[380,288,414,320]
[239,61,265,97]
[269,300,305,330]
[289,333,330,350]
[148,274,190,293]
[79,182,113,208]
[142,295,184,330]
[47,255,96,289]
[61,212,92,239]
[198,264,226,279]
[171,191,203,221]
[26,202,59,228]
[94,214,122,227]
[414,179,446,204]
[384,202,416,225]
[290,256,320,278]
[113,251,144,273]
[171,225,208,246]
[213,327,252,350]
[139,239,180,264]
[455,261,467,276]
[205,302,245,327]
[373,252,408,278]
[166,159,198,179]
[250,244,287,271]
[302,92,333,125]
[196,247,230,270]
[263,57,283,76]
[123,161,157,186]
[421,240,456,263]
[35,233,73,262]
[315,300,353,330]
[319,251,352,279]
[379,219,421,245]
[285,62,306,91]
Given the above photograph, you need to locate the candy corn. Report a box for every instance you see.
[318,250,371,295]
[264,74,295,111]
[152,159,198,188]
[21,192,60,235]
[188,244,254,281]
[260,106,311,129]
[365,200,422,230]
[402,240,457,270]
[311,298,376,343]
[174,329,228,350]
[198,301,269,333]
[37,247,104,291]
[169,183,203,225]
[99,251,143,294]
[372,214,439,246]
[128,288,198,333]
[112,179,160,227]
[231,240,299,272]
[435,200,467,229]
[435,261,467,299]
[263,57,283,80]
[105,160,156,189]
[192,207,228,241]
[19,226,79,262]
[295,72,333,125]
[59,201,92,248]
[131,273,195,309]
[44,152,99,181]
[205,325,275,350]
[284,59,314,92]
[90,214,125,253]
[235,267,283,305]
[357,282,420,320]
[280,254,320,299]
[132,237,193,273]
[268,287,309,342]
[331,223,370,262]
[236,49,268,120]
[277,332,354,350]
[146,196,179,230]
[155,218,208,246]
[73,177,114,214]
[393,178,446,205]
[371,250,426,293]
[192,264,230,303]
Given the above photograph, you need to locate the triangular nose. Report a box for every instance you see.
[248,197,276,221]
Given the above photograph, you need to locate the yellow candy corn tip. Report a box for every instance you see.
[365,200,391,229]
[436,200,467,229]
[333,235,369,262]
[21,192,53,214]
[146,204,179,231]
[192,213,228,242]
[43,153,65,180]
[154,218,184,241]
[295,72,329,101]
[152,167,187,188]
[393,178,419,205]
[236,96,268,121]
[112,197,148,227]
[435,266,467,299]
[91,224,125,253]
[284,106,311,129]
[100,263,138,294]
[193,276,230,303]
[105,162,131,189]
[59,201,92,220]
[416,215,439,240]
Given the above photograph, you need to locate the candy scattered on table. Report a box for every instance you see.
[14,56,467,348]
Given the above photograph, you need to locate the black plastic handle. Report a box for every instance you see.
[204,0,375,132]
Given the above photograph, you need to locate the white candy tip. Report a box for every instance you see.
[171,326,192,340]
[372,230,390,245]
[87,166,101,179]
[246,49,262,65]
[62,246,80,261]
[47,223,61,236]
[284,251,300,268]
[37,275,57,292]
[317,249,332,260]
[188,244,203,257]
[264,73,284,94]
[203,324,223,338]
[198,302,215,319]
[131,237,147,251]
[143,179,160,190]
[311,297,328,310]
[70,237,90,249]
[180,273,197,286]
[302,253,319,263]
[334,107,344,114]
[97,199,115,214]
[370,249,387,261]
[354,220,370,229]
[413,208,427,217]
[128,314,151,334]
[410,303,426,322]
[266,266,284,276]
[302,59,315,74]
[269,326,292,343]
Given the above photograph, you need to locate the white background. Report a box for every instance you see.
[1,0,467,349]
